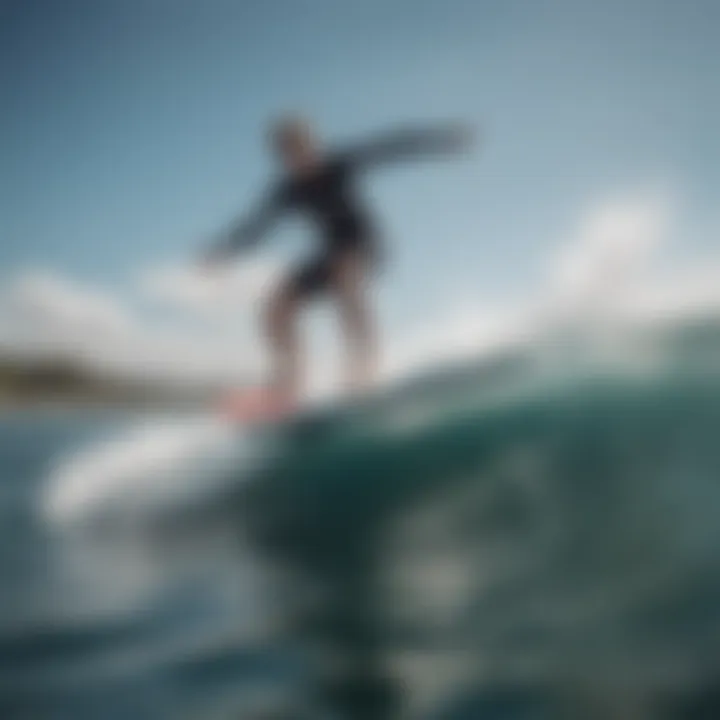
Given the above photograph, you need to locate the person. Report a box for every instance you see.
[202,116,474,411]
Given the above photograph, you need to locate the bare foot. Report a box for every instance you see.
[220,387,296,423]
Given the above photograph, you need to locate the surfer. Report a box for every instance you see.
[202,116,474,412]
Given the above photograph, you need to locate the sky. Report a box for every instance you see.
[1,0,718,388]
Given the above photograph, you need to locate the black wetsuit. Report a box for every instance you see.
[215,125,470,297]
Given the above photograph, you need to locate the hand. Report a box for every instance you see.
[453,122,478,149]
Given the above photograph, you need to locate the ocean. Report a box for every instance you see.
[1,317,719,719]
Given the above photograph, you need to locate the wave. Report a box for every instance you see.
[34,311,720,718]
[221,316,720,718]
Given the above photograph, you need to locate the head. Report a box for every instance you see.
[269,115,319,172]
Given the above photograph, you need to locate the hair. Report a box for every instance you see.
[268,113,313,153]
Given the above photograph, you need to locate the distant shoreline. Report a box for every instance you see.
[0,396,208,414]
[0,355,225,413]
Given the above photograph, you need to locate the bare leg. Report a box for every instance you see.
[332,253,378,394]
[263,282,302,403]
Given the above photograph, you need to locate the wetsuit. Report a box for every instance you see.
[213,125,470,297]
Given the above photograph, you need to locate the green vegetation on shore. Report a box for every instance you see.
[0,355,218,408]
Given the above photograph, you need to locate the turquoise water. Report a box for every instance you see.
[1,321,720,719]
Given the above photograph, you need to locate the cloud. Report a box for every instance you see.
[0,271,134,359]
[382,189,718,379]
[0,270,262,383]
[550,191,673,312]
[8,270,132,334]
[618,259,720,323]
[1,189,718,394]
[547,190,720,325]
[138,257,281,317]
[383,298,532,380]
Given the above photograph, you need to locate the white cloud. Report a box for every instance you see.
[382,299,532,380]
[547,190,720,325]
[550,191,673,313]
[618,259,720,323]
[8,270,132,334]
[2,189,718,394]
[0,271,134,359]
[382,189,718,380]
[0,270,262,383]
[138,257,281,317]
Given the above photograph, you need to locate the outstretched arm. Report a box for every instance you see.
[202,186,284,264]
[343,122,476,170]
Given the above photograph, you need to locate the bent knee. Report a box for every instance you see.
[339,295,373,337]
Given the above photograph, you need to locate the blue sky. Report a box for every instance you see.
[1,0,718,369]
